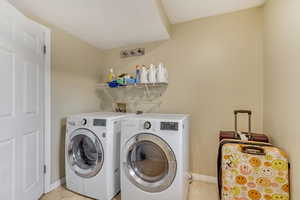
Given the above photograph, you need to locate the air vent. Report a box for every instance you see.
[120,48,145,58]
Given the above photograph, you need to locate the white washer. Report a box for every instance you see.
[120,114,190,200]
[65,112,129,200]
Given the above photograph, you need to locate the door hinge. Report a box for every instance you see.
[44,165,47,174]
[43,45,46,54]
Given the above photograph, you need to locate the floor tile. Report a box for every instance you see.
[41,181,218,200]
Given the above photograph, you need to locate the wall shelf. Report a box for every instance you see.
[96,82,168,89]
[96,82,168,112]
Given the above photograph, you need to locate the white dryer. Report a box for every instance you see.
[120,114,190,200]
[65,112,128,200]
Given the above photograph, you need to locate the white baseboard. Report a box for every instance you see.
[191,173,217,184]
[47,174,216,193]
[49,177,66,192]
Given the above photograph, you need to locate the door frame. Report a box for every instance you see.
[29,19,52,193]
[42,26,51,194]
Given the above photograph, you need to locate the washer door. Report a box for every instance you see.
[68,128,104,178]
[124,133,177,193]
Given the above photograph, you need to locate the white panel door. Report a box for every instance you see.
[0,1,45,200]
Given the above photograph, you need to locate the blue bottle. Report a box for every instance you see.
[135,65,141,83]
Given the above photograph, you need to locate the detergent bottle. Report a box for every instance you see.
[135,65,141,83]
[108,68,115,82]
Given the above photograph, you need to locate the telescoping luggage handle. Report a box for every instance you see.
[234,110,252,140]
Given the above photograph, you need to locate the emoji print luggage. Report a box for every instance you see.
[218,140,290,200]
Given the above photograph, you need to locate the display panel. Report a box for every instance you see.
[93,119,106,127]
[160,122,178,131]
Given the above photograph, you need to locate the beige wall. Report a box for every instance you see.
[102,8,264,176]
[29,17,105,183]
[263,0,300,199]
[50,30,104,183]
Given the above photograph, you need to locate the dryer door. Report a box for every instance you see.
[124,133,177,193]
[68,128,104,178]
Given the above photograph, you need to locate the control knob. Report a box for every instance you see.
[144,121,152,130]
[81,118,87,126]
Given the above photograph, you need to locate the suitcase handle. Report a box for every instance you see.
[234,110,252,115]
[241,146,265,155]
[234,110,252,139]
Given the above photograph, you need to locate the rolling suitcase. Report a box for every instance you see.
[219,110,269,143]
[217,110,290,200]
[218,140,290,200]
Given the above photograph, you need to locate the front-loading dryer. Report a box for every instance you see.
[120,114,190,200]
[65,112,129,200]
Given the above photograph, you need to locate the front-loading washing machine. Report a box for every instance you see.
[120,114,190,200]
[65,112,129,200]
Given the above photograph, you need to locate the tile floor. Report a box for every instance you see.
[40,181,218,200]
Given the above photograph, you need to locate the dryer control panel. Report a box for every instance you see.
[140,120,180,132]
[160,122,179,131]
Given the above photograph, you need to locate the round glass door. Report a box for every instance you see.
[68,128,104,178]
[124,133,177,193]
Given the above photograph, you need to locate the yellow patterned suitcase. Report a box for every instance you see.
[218,140,290,200]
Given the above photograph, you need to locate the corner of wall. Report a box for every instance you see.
[154,0,172,37]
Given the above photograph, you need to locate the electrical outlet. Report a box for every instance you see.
[120,48,145,58]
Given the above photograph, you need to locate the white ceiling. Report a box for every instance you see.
[8,0,170,49]
[8,0,266,50]
[161,0,266,24]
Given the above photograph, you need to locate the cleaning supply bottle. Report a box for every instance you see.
[140,65,149,83]
[135,65,141,83]
[108,68,115,82]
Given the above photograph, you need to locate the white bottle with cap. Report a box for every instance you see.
[140,65,149,83]
[148,64,157,83]
[156,63,168,83]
